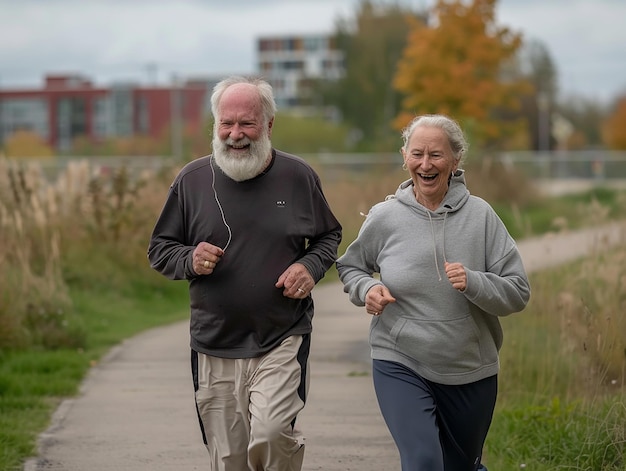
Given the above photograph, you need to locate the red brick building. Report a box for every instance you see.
[0,74,214,152]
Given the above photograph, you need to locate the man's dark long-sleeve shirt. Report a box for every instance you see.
[148,150,342,358]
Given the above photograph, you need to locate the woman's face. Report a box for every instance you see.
[402,126,458,208]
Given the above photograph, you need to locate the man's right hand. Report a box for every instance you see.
[193,242,224,275]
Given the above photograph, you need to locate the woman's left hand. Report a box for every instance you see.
[445,261,467,292]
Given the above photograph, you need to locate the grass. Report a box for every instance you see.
[493,186,626,239]
[486,399,626,470]
[482,246,626,470]
[0,275,190,471]
[1,157,625,470]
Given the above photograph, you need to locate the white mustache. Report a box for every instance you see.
[225,137,251,148]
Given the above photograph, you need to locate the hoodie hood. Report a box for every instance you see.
[395,169,470,215]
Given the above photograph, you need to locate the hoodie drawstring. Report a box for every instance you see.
[442,211,448,264]
[426,210,448,281]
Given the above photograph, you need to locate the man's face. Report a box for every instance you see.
[212,84,273,182]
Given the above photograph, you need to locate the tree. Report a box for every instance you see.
[603,96,626,149]
[321,0,427,151]
[517,39,559,150]
[557,95,607,149]
[393,0,531,152]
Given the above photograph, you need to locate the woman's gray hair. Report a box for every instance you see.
[401,114,469,164]
[210,76,277,126]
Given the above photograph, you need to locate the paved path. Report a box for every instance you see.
[25,222,626,471]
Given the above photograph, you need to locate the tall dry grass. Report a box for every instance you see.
[489,244,626,470]
[498,243,626,407]
[0,159,73,348]
[0,157,176,349]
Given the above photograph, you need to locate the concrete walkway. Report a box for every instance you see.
[25,222,626,471]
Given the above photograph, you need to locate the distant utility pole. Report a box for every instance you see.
[537,91,550,152]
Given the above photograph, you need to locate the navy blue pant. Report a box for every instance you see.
[372,360,497,471]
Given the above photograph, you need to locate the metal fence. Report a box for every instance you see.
[498,150,626,180]
[7,150,626,183]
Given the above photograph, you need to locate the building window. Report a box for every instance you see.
[57,97,87,151]
[277,60,304,71]
[93,97,111,138]
[137,96,149,134]
[110,87,134,137]
[303,36,325,52]
[0,97,49,141]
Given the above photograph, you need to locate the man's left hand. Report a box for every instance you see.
[275,263,314,299]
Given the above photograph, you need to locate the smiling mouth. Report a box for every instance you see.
[225,136,251,150]
[418,173,437,181]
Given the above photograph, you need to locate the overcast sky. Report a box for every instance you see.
[1,0,624,105]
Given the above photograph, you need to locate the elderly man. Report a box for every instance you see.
[148,76,342,471]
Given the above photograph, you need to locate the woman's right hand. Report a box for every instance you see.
[365,284,396,316]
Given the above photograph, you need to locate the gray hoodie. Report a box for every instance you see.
[336,170,530,385]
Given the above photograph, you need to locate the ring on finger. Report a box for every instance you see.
[203,260,210,268]
[297,288,305,294]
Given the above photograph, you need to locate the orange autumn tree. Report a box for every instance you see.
[603,96,626,149]
[393,0,531,152]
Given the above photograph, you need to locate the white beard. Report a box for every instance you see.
[212,132,272,182]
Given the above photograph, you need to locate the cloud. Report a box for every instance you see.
[0,0,624,101]
[0,0,355,85]
[498,0,626,100]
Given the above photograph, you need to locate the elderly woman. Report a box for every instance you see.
[336,114,530,471]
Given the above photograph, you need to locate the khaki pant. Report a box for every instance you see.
[193,335,309,471]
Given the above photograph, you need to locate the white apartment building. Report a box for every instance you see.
[257,34,344,110]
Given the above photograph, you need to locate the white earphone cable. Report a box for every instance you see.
[210,157,232,252]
